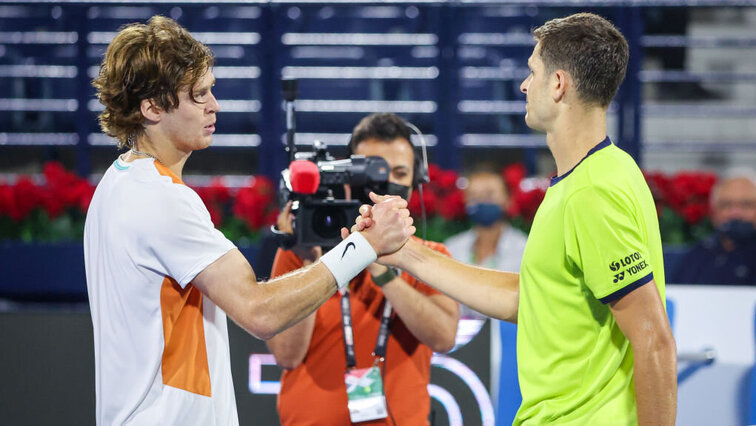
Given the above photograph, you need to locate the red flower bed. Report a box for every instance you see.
[644,170,717,243]
[0,162,95,241]
[408,164,465,221]
[0,162,719,245]
[501,163,547,227]
[0,162,279,243]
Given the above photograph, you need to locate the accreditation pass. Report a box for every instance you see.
[345,366,388,422]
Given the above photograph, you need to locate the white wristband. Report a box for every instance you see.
[320,232,377,290]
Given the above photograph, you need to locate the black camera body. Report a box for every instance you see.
[279,141,390,247]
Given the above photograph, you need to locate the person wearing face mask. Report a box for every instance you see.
[443,167,527,417]
[671,169,756,285]
[445,168,528,275]
[266,113,459,425]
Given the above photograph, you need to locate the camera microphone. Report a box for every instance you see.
[289,160,321,195]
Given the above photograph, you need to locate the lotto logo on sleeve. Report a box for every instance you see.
[609,252,649,283]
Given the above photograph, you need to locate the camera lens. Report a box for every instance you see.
[312,206,346,239]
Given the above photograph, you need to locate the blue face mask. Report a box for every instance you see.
[718,219,756,243]
[466,203,502,227]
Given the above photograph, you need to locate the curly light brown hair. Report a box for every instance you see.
[533,13,628,108]
[92,15,214,148]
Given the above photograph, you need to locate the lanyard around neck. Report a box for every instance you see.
[339,286,393,369]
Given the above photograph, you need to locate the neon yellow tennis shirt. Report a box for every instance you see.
[514,138,665,425]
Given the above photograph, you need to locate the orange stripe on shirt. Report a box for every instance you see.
[160,276,211,397]
[154,161,185,185]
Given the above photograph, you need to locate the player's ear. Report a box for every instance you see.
[140,99,162,122]
[552,70,568,103]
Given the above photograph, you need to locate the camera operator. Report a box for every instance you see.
[266,113,459,425]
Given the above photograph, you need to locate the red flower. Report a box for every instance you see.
[77,183,95,213]
[232,176,277,230]
[264,208,280,227]
[427,164,443,183]
[12,177,41,221]
[0,183,16,219]
[40,189,65,218]
[682,203,708,224]
[502,163,527,193]
[437,170,459,190]
[408,188,437,218]
[437,189,466,220]
[206,203,223,228]
[510,188,546,222]
[198,178,231,205]
[38,161,97,217]
[233,187,265,229]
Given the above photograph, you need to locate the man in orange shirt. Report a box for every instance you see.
[266,113,460,425]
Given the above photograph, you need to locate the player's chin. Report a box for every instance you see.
[194,135,214,151]
[523,114,533,129]
[524,114,543,132]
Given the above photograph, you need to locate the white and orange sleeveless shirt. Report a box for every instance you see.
[84,157,238,425]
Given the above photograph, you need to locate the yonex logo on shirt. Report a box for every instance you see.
[609,252,648,283]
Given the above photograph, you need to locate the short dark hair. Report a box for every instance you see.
[347,113,421,187]
[92,15,214,148]
[533,13,629,107]
[348,113,412,149]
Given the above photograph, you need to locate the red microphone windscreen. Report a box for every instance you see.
[289,160,320,194]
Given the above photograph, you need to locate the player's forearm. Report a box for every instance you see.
[381,280,459,353]
[266,312,316,369]
[392,239,520,322]
[632,332,677,425]
[250,262,336,340]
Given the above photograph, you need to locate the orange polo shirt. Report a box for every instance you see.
[272,239,451,426]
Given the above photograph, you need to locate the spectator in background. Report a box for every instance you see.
[445,166,527,276]
[671,168,756,285]
[266,113,459,425]
[443,166,527,418]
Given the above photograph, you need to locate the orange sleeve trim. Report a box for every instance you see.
[153,161,185,185]
[160,277,212,397]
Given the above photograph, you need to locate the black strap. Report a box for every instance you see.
[269,225,297,250]
[339,286,393,369]
[339,288,358,368]
[373,300,392,359]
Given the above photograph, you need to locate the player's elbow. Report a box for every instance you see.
[241,302,280,341]
[637,326,677,366]
[430,336,456,354]
[650,323,676,352]
[428,325,458,353]
[654,329,677,361]
[246,320,277,341]
[272,352,305,370]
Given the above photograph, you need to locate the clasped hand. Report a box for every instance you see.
[340,192,415,264]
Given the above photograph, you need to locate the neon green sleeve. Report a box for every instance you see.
[563,186,654,303]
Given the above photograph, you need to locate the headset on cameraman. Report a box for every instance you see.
[344,113,431,241]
